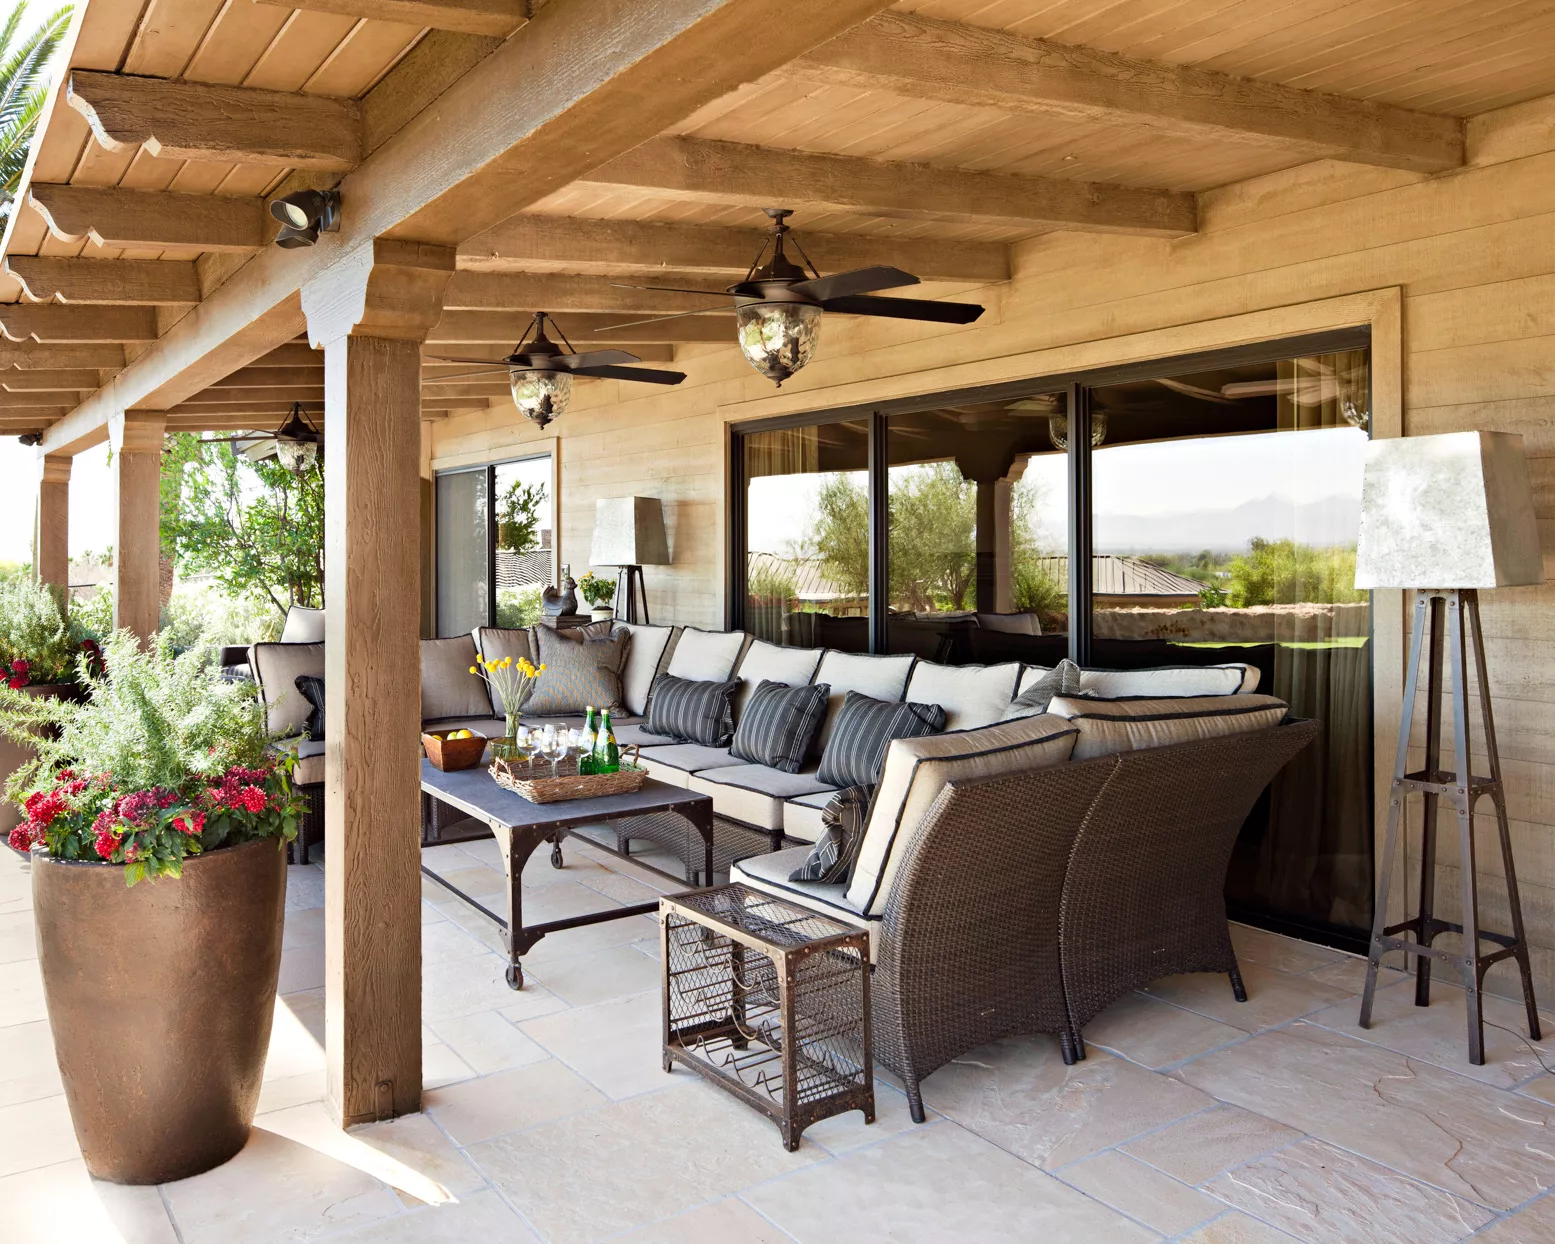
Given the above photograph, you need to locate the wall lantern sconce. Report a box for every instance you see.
[270,190,341,248]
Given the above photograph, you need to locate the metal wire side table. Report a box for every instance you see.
[660,883,874,1151]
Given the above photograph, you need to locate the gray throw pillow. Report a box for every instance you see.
[817,691,946,788]
[524,623,630,715]
[789,786,873,884]
[646,673,741,747]
[1004,659,1083,719]
[729,680,830,773]
[294,675,325,742]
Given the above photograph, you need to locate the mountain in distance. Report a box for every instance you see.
[1094,493,1361,554]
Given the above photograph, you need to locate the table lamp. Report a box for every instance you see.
[589,497,670,624]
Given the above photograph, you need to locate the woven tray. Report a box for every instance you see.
[489,746,645,804]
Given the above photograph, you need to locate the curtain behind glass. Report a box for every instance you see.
[436,469,489,637]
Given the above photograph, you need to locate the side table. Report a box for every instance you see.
[660,883,874,1151]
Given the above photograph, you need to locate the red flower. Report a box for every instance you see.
[7,678,23,691]
[93,826,122,860]
[23,789,66,828]
[173,810,204,836]
[7,823,43,852]
[237,786,268,814]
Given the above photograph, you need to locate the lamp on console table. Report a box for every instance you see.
[590,497,670,625]
[1355,430,1543,1063]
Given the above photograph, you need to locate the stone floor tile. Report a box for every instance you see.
[1177,1211,1301,1243]
[743,1118,1156,1244]
[517,879,628,927]
[282,904,327,950]
[284,864,325,911]
[611,1196,797,1242]
[801,1081,923,1154]
[426,1058,606,1145]
[1176,1021,1555,1210]
[435,899,510,955]
[453,838,507,870]
[160,1125,403,1244]
[1468,1192,1555,1241]
[0,1092,78,1176]
[467,1079,823,1244]
[575,869,668,905]
[1205,1138,1494,1243]
[0,1016,62,1107]
[430,1008,548,1075]
[1121,1104,1302,1185]
[519,989,665,1099]
[523,941,662,1008]
[422,919,494,965]
[257,1069,328,1115]
[0,956,46,1027]
[421,899,448,925]
[1229,924,1346,975]
[421,951,523,1022]
[1142,963,1353,1033]
[1083,992,1248,1069]
[0,909,37,964]
[428,865,507,903]
[279,986,326,1042]
[1518,1075,1555,1105]
[315,1188,543,1242]
[264,994,327,1081]
[518,910,659,964]
[420,843,480,875]
[1302,979,1555,1088]
[918,1035,1213,1170]
[423,1041,477,1090]
[1306,957,1408,995]
[0,1157,179,1243]
[1058,1150,1224,1235]
[278,941,326,994]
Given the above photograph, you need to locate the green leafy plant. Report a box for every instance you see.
[0,4,72,221]
[0,578,99,686]
[577,571,616,608]
[497,583,544,628]
[497,480,546,555]
[747,563,797,605]
[1197,583,1229,609]
[1227,539,1366,607]
[0,631,301,884]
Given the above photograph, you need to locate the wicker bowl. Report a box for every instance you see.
[422,729,488,771]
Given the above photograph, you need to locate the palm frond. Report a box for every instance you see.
[0,6,71,132]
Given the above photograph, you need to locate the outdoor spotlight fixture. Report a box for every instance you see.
[427,312,686,429]
[17,433,41,446]
[269,189,341,248]
[602,208,985,387]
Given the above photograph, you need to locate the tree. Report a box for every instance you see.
[497,479,545,554]
[1227,538,1366,607]
[161,436,325,619]
[0,4,71,221]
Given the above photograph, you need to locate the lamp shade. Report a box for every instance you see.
[1355,431,1543,589]
[590,497,670,566]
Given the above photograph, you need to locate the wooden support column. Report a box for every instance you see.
[35,453,71,600]
[108,413,165,640]
[302,239,455,1127]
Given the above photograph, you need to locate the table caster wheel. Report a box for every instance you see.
[505,963,523,990]
[550,843,564,869]
[662,1051,674,1073]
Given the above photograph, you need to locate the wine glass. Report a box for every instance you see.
[546,730,571,780]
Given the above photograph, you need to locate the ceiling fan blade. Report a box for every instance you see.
[592,307,732,332]
[553,349,641,370]
[610,281,734,300]
[820,294,984,325]
[422,365,513,381]
[572,364,687,385]
[425,355,517,365]
[791,265,919,302]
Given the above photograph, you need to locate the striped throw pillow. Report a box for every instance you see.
[646,673,741,747]
[817,691,947,788]
[788,785,873,883]
[730,679,830,773]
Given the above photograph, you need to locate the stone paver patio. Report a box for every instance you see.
[4,836,1555,1243]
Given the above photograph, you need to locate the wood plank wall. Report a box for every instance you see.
[431,93,1555,1001]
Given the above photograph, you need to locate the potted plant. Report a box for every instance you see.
[1,632,303,1185]
[579,570,616,622]
[0,579,103,835]
[470,650,546,743]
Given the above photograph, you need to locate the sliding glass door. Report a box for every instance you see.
[435,455,552,637]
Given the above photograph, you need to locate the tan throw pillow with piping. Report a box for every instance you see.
[525,623,630,715]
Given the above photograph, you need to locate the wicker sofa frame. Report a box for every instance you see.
[865,717,1319,1123]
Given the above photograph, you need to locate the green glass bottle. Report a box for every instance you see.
[578,706,597,776]
[595,709,620,774]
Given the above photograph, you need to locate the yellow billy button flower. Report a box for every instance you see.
[468,665,477,674]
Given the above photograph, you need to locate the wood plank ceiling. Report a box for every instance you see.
[5,0,1555,437]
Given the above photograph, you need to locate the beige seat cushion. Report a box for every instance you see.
[664,627,748,682]
[526,624,629,714]
[782,790,835,844]
[1048,693,1289,761]
[636,743,743,788]
[471,627,534,715]
[1077,663,1259,698]
[686,764,835,831]
[617,623,677,716]
[280,606,325,643]
[421,635,495,722]
[811,651,917,757]
[904,660,1023,731]
[273,738,324,786]
[731,640,825,718]
[249,642,324,739]
[732,847,879,960]
[844,714,1079,918]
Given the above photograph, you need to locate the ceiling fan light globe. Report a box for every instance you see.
[275,438,318,472]
[736,302,821,386]
[510,367,572,425]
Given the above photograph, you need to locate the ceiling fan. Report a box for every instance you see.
[604,208,985,386]
[427,312,686,427]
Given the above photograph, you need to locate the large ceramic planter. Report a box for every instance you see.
[32,837,287,1184]
[0,684,71,834]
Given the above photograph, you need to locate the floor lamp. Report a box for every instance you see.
[1355,431,1543,1064]
[590,497,669,625]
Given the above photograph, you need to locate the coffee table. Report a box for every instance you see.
[420,759,714,989]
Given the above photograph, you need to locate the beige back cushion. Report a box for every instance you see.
[665,627,748,682]
[421,635,495,722]
[618,623,677,716]
[811,651,917,755]
[844,714,1079,918]
[904,660,1022,732]
[1048,693,1289,761]
[526,623,630,714]
[1077,663,1259,698]
[731,639,825,718]
[280,606,326,643]
[471,627,534,715]
[249,642,324,739]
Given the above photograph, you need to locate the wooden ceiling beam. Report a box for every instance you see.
[0,390,83,408]
[0,344,126,369]
[247,343,323,368]
[578,136,1196,236]
[1,369,103,391]
[184,386,326,405]
[419,343,674,369]
[790,12,1463,175]
[0,305,159,343]
[442,271,729,314]
[418,381,512,397]
[255,0,528,38]
[67,71,362,172]
[7,256,202,305]
[429,310,733,345]
[459,213,1012,282]
[211,366,323,388]
[30,185,266,252]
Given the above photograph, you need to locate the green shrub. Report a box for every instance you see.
[497,583,544,628]
[160,582,283,649]
[1227,539,1366,607]
[0,579,78,684]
